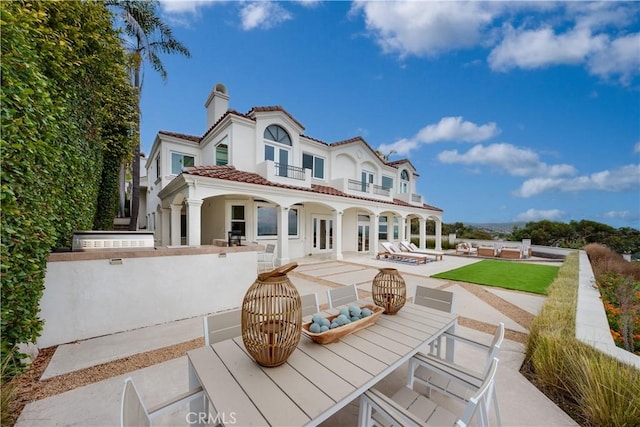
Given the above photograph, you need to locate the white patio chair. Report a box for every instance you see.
[413,286,456,357]
[257,243,276,272]
[203,308,242,347]
[300,292,320,318]
[360,358,500,427]
[120,377,203,427]
[326,284,359,309]
[408,323,505,426]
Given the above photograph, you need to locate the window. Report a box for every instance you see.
[257,206,277,237]
[171,153,195,175]
[231,205,245,237]
[257,206,299,237]
[379,216,388,241]
[382,176,394,190]
[264,125,291,145]
[302,153,325,179]
[155,155,161,180]
[216,144,228,166]
[264,125,291,175]
[394,217,399,239]
[400,170,410,193]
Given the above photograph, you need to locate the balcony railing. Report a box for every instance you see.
[274,163,306,181]
[411,193,422,203]
[348,179,368,192]
[372,184,391,197]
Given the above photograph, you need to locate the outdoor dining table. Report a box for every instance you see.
[187,298,458,426]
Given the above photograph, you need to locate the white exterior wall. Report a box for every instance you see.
[38,251,257,347]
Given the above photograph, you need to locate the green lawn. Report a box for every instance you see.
[431,260,559,294]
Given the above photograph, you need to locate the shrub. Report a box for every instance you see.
[525,253,640,426]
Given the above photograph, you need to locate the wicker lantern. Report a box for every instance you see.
[241,262,302,367]
[372,268,406,314]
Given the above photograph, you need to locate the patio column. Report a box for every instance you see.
[186,199,202,246]
[398,216,406,243]
[170,203,182,246]
[161,207,170,247]
[419,218,427,249]
[435,219,442,251]
[277,206,290,266]
[371,214,379,256]
[332,210,343,260]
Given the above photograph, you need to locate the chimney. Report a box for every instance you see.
[204,83,229,129]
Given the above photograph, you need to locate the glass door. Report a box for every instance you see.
[312,216,333,252]
[357,214,371,252]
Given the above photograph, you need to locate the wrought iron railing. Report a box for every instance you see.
[274,163,306,180]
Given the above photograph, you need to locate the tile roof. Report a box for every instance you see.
[248,106,305,130]
[183,165,442,212]
[158,131,200,142]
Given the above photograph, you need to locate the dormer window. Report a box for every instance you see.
[264,125,291,176]
[264,125,291,145]
[400,170,410,193]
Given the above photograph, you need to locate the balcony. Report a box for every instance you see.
[257,160,312,188]
[397,192,424,206]
[331,178,393,202]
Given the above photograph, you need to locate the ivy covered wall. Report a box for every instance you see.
[1,1,135,375]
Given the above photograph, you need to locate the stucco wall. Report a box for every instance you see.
[38,249,258,348]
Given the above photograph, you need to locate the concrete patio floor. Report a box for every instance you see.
[16,253,576,427]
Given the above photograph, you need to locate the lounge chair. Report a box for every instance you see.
[455,242,478,255]
[399,240,444,261]
[377,242,429,265]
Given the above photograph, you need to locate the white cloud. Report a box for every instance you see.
[438,143,577,177]
[634,142,640,153]
[488,26,606,71]
[352,1,639,85]
[515,208,565,222]
[350,1,500,57]
[601,210,634,220]
[515,164,640,197]
[377,117,499,156]
[240,2,292,31]
[160,0,218,15]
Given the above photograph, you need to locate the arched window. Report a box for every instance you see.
[400,170,410,193]
[263,125,291,176]
[264,125,291,145]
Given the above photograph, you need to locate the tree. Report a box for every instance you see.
[108,0,190,230]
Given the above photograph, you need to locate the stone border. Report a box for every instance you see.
[576,250,639,369]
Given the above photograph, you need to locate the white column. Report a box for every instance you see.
[170,204,182,246]
[435,219,442,251]
[333,210,343,260]
[398,216,406,243]
[161,208,170,247]
[186,199,203,246]
[277,206,290,266]
[419,218,427,249]
[371,214,379,256]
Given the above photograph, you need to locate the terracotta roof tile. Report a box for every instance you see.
[183,165,441,212]
[158,131,200,142]
[248,106,305,130]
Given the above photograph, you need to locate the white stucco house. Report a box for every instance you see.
[144,83,443,265]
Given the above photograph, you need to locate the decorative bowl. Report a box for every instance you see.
[301,304,384,344]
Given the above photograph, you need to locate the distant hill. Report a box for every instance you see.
[465,222,527,234]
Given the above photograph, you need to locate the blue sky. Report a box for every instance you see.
[138,1,640,229]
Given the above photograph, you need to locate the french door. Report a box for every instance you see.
[312,216,333,252]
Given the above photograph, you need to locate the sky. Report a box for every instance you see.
[137,0,640,230]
